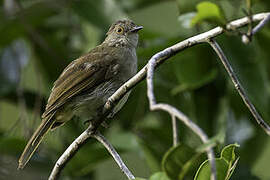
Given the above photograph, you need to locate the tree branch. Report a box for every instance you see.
[146,48,217,180]
[252,13,270,35]
[49,126,135,180]
[207,39,270,135]
[49,12,270,179]
[171,115,179,147]
[92,132,135,179]
[49,127,91,180]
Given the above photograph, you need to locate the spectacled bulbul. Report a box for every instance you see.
[18,20,143,169]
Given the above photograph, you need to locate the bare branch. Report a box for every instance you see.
[207,39,270,135]
[146,52,217,180]
[92,132,135,180]
[241,13,270,44]
[49,127,134,180]
[49,126,93,180]
[171,115,179,147]
[252,14,270,35]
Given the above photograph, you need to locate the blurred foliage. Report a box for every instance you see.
[0,0,270,180]
[191,1,226,26]
[162,144,206,180]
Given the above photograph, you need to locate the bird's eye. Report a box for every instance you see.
[116,27,124,34]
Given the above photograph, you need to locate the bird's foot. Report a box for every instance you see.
[84,119,109,128]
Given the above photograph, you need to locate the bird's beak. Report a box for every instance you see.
[130,26,143,33]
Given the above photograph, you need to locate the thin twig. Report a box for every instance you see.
[92,132,135,180]
[171,115,179,147]
[49,127,134,180]
[252,14,270,35]
[207,39,270,135]
[146,52,217,180]
[49,126,93,180]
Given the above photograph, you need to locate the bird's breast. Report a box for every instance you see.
[116,47,138,82]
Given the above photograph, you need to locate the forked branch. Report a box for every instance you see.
[49,126,135,180]
[146,53,217,179]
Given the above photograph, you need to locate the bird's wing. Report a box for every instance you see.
[42,45,118,118]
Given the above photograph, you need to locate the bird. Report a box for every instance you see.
[18,19,143,169]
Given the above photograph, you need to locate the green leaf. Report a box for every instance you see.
[196,132,225,153]
[149,172,170,180]
[195,158,229,180]
[191,1,225,26]
[194,144,240,180]
[162,144,206,180]
[221,143,239,164]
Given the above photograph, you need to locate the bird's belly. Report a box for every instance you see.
[60,80,124,123]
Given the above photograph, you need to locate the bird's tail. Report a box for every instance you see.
[18,114,55,169]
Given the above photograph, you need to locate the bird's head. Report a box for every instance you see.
[105,20,143,48]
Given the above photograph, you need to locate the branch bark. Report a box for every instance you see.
[207,39,270,135]
[252,13,270,35]
[171,115,179,147]
[49,126,135,180]
[49,12,270,179]
[146,54,217,178]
